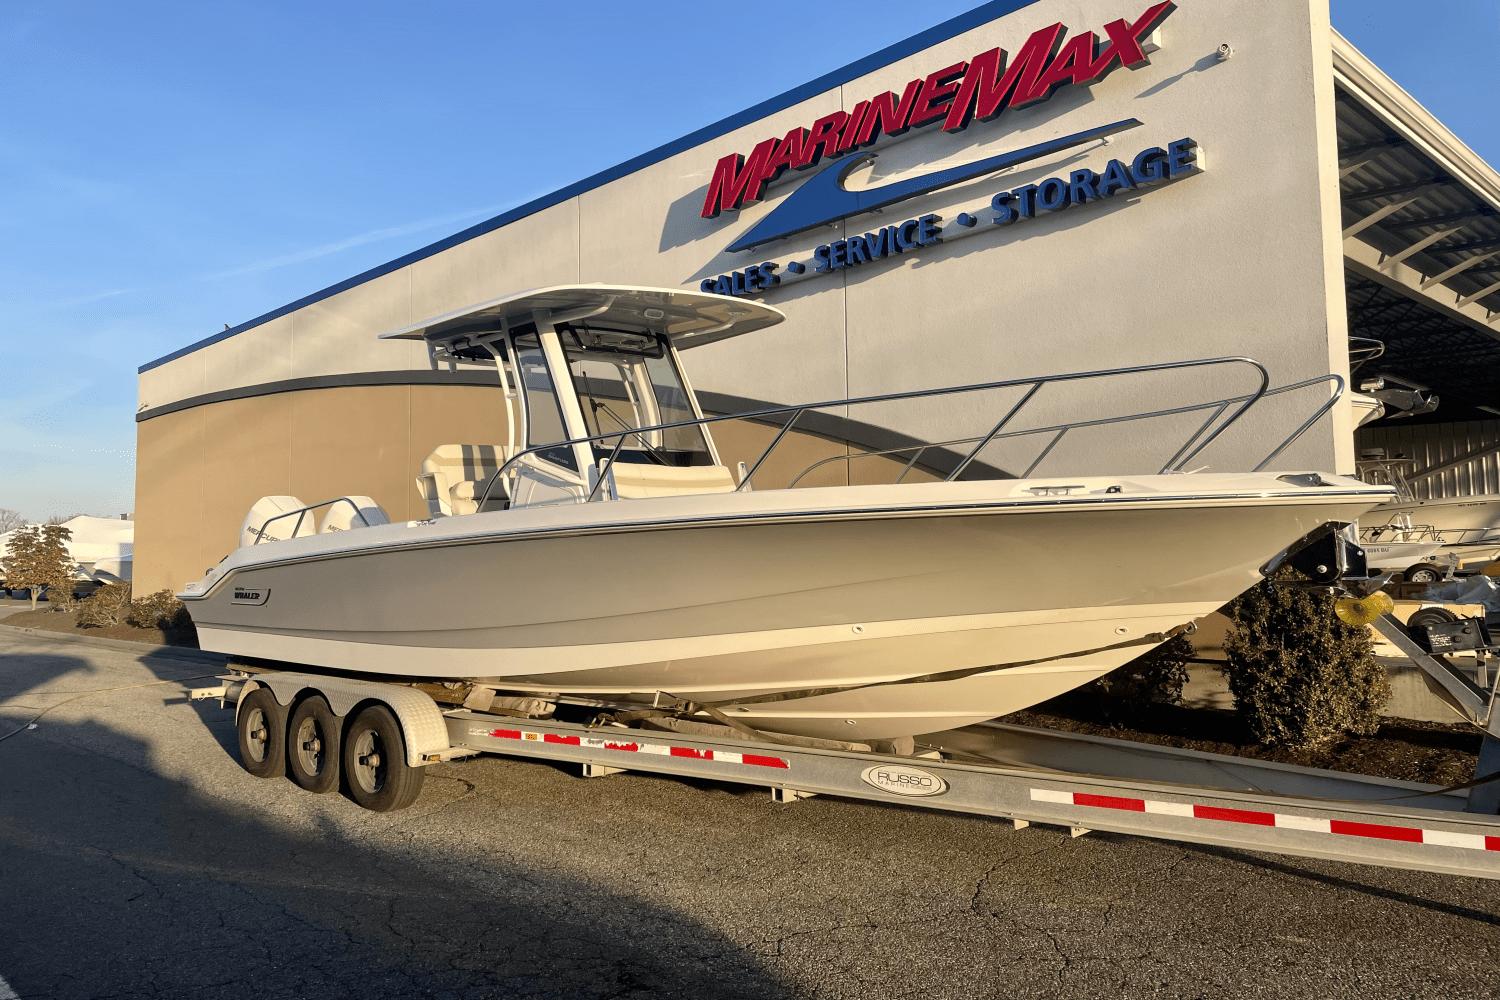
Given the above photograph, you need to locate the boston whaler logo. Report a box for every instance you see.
[230,586,270,606]
[861,763,948,797]
[699,2,1200,296]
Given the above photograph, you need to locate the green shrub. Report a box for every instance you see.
[1221,576,1389,748]
[1076,633,1194,723]
[124,589,197,645]
[125,590,181,629]
[76,583,130,628]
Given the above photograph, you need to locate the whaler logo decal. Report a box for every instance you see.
[701,0,1177,230]
[230,586,270,606]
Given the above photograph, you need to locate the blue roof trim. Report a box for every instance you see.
[139,0,1042,374]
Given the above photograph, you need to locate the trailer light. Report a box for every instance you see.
[1333,591,1394,627]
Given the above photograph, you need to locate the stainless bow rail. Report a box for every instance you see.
[478,356,1343,507]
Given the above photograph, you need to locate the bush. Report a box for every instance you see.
[76,583,130,628]
[1073,633,1194,723]
[126,590,181,629]
[1221,575,1390,748]
[126,589,197,645]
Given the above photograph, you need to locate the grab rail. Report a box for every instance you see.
[252,497,372,545]
[785,374,1345,488]
[476,356,1319,509]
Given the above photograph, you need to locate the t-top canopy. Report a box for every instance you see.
[380,284,784,351]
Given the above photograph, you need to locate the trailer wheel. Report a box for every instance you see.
[236,687,287,779]
[1404,564,1445,585]
[341,704,424,812]
[287,695,341,794]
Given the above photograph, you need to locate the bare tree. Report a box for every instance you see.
[0,508,25,535]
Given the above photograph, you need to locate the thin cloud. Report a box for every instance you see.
[200,203,516,281]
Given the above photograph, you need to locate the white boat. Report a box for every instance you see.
[179,285,1391,741]
[1356,458,1500,551]
[1357,517,1449,583]
[0,515,133,587]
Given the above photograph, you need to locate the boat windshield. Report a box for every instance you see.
[1357,460,1415,500]
[512,331,579,471]
[558,325,714,466]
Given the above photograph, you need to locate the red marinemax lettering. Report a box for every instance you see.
[854,79,923,147]
[803,111,849,166]
[907,61,967,130]
[837,100,872,154]
[1102,1,1176,70]
[701,2,1179,217]
[941,22,1064,131]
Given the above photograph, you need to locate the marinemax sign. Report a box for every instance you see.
[698,1,1202,297]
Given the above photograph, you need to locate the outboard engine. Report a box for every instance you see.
[240,496,315,548]
[319,497,390,534]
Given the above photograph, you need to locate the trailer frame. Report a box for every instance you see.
[192,667,1500,881]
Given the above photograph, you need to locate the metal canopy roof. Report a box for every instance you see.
[1347,271,1500,422]
[1334,32,1500,426]
[380,284,786,351]
[1337,106,1500,316]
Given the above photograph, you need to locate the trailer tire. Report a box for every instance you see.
[237,687,287,779]
[341,704,424,812]
[1404,564,1445,585]
[287,695,341,794]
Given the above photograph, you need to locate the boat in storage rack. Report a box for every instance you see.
[182,284,1389,741]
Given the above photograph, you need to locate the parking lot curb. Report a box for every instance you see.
[0,622,225,668]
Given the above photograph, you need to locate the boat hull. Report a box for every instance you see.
[184,479,1386,740]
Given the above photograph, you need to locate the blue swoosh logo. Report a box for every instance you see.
[726,118,1144,254]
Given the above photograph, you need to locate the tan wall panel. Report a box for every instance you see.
[133,383,512,593]
[197,395,296,571]
[288,386,414,527]
[133,407,207,594]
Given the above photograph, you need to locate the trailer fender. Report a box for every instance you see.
[234,673,450,767]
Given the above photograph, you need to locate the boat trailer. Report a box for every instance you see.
[192,659,1500,882]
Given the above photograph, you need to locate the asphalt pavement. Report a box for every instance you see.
[0,625,1496,999]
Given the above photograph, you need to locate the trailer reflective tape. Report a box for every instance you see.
[743,753,791,770]
[1328,819,1421,843]
[1030,788,1500,852]
[1075,793,1145,812]
[1193,804,1275,827]
[480,727,788,770]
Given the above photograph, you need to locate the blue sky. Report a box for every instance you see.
[0,1,1495,519]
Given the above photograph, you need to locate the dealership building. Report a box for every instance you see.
[133,0,1500,593]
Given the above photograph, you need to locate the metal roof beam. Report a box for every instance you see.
[1344,199,1418,239]
[1339,145,1400,179]
[1420,252,1500,290]
[1344,178,1446,201]
[1381,227,1461,267]
[1338,137,1404,160]
[1387,210,1494,230]
[1457,280,1500,308]
[1431,237,1500,255]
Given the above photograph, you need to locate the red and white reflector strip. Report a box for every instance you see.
[477,727,789,770]
[1031,788,1500,853]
